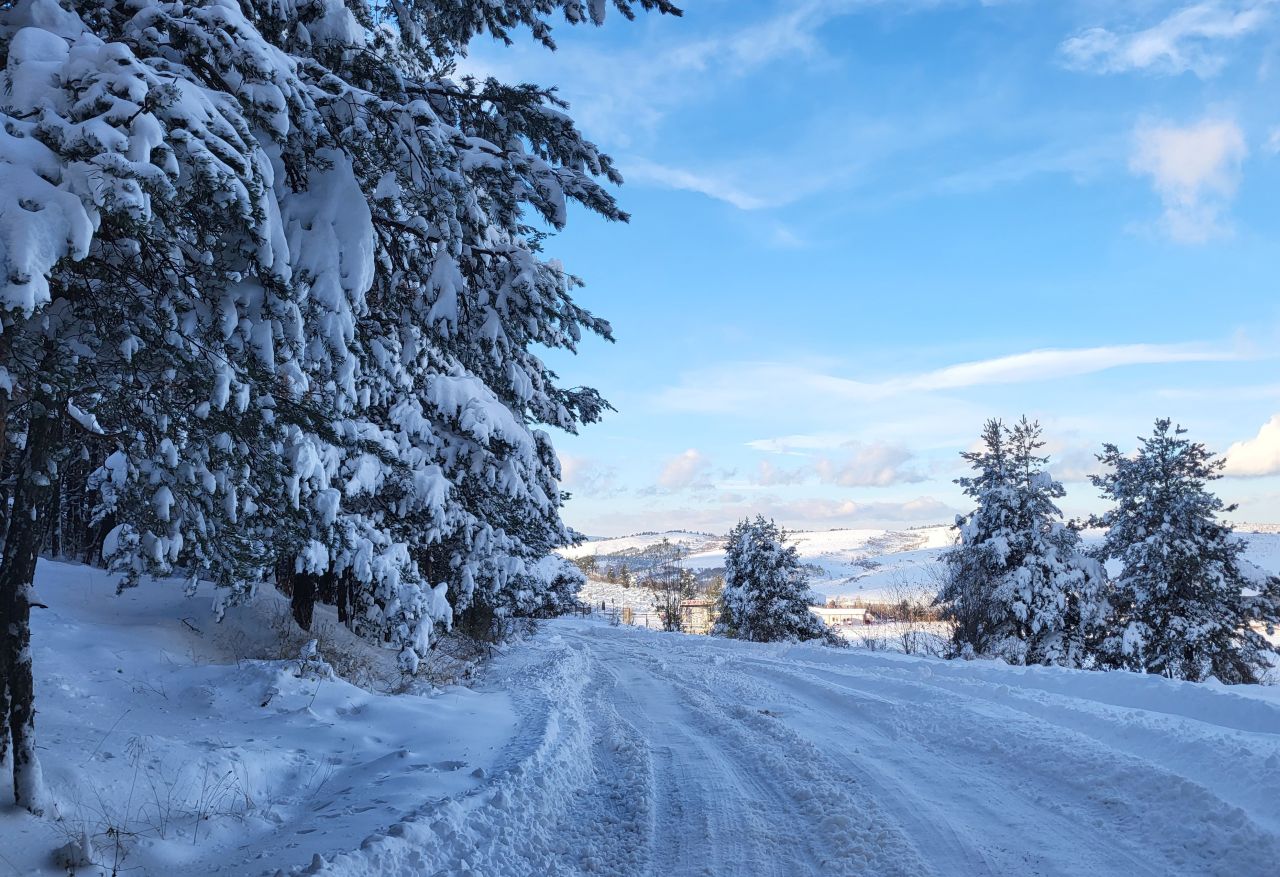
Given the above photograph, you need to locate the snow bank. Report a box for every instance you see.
[1,560,516,876]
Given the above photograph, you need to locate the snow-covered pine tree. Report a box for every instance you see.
[1089,419,1280,683]
[937,417,1104,666]
[0,0,320,811]
[0,0,680,809]
[233,0,681,647]
[715,516,838,644]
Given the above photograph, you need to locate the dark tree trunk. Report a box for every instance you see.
[275,556,317,631]
[290,571,317,631]
[337,570,354,625]
[0,389,62,814]
[0,673,9,770]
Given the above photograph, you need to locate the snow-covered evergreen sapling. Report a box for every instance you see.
[937,417,1105,666]
[1090,419,1280,683]
[715,516,840,644]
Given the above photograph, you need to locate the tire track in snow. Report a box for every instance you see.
[300,621,1280,877]
[725,652,1280,877]
[606,641,930,877]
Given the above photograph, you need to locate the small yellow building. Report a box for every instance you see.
[679,599,716,634]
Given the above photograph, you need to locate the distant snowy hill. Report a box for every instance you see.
[567,525,1280,605]
[561,530,723,559]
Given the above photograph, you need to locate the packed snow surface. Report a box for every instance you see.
[310,618,1280,876]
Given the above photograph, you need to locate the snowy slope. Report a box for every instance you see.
[579,578,657,613]
[815,527,1280,604]
[560,531,721,559]
[306,618,1280,877]
[2,562,516,877]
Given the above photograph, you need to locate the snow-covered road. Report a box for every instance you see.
[312,619,1280,877]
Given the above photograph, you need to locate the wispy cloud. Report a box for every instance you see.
[747,434,860,454]
[914,343,1240,390]
[1060,1,1275,77]
[1224,414,1280,476]
[755,459,811,486]
[573,493,958,537]
[461,0,875,148]
[1042,435,1106,484]
[657,341,1248,413]
[1129,116,1248,243]
[469,1,1169,222]
[745,440,926,487]
[623,159,775,210]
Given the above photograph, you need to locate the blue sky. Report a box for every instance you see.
[468,0,1280,536]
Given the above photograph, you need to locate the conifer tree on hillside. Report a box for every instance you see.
[1090,419,1280,684]
[715,516,838,644]
[938,417,1105,666]
[0,0,680,812]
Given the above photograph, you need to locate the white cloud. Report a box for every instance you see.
[657,449,714,490]
[1129,117,1248,243]
[567,494,958,537]
[915,342,1238,390]
[747,433,854,454]
[462,0,868,149]
[559,454,623,497]
[657,341,1247,414]
[470,2,1130,214]
[755,459,810,486]
[767,223,809,249]
[775,496,954,526]
[1267,127,1280,155]
[1043,439,1104,483]
[814,442,926,487]
[1060,2,1274,77]
[1224,414,1280,476]
[747,441,925,487]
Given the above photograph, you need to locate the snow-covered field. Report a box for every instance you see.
[562,531,722,560]
[808,526,1280,604]
[6,539,1280,876]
